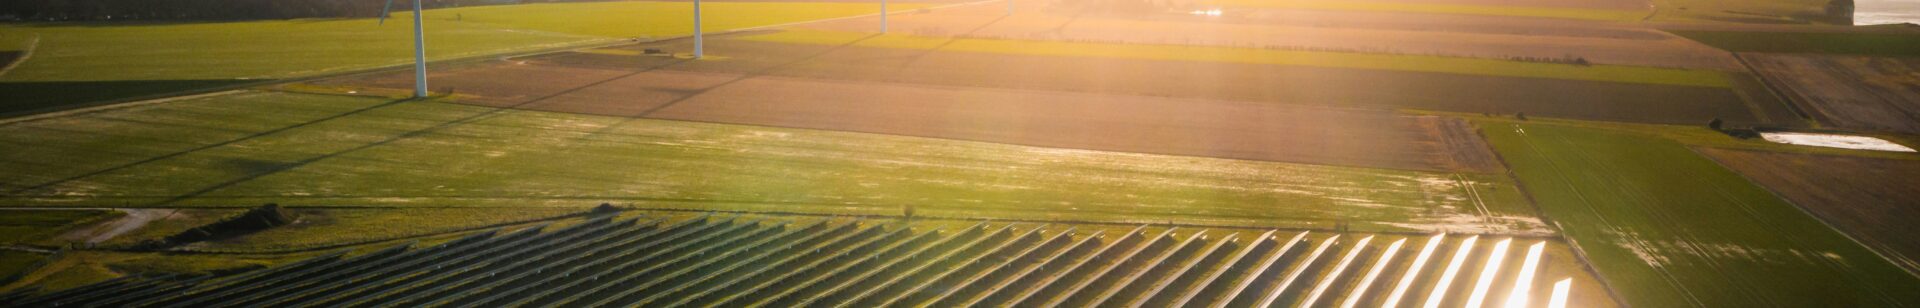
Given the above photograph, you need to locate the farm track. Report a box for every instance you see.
[8,212,1602,307]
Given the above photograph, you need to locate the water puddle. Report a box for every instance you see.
[1856,0,1920,25]
[1760,132,1917,152]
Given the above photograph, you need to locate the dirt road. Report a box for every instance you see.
[56,208,178,244]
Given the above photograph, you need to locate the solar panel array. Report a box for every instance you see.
[3,214,1574,307]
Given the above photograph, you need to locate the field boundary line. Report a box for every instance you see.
[0,33,39,78]
[1690,146,1920,279]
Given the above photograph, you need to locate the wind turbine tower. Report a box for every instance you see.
[694,0,704,58]
[380,0,430,98]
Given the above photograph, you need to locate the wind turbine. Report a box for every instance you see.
[880,0,889,33]
[694,0,703,58]
[380,0,430,98]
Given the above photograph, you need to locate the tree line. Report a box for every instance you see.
[0,0,529,21]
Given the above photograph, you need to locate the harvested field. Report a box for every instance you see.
[0,214,1617,307]
[1231,0,1652,11]
[740,30,1729,87]
[1203,0,1649,21]
[1671,30,1920,56]
[1648,0,1847,24]
[801,4,1741,69]
[512,36,1762,125]
[326,65,1503,172]
[1698,148,1920,275]
[648,75,1505,172]
[1742,53,1920,134]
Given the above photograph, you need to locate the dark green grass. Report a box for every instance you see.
[0,80,261,115]
[1669,30,1920,56]
[1480,119,1920,306]
[0,210,116,244]
[0,251,47,280]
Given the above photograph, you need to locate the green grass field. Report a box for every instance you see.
[1203,0,1649,21]
[0,1,928,114]
[0,90,1541,233]
[1479,119,1920,306]
[0,210,118,244]
[1669,30,1920,56]
[741,30,1733,88]
[0,251,47,280]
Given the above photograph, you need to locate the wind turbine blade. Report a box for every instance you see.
[379,0,396,25]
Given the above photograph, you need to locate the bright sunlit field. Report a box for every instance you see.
[1,0,1916,305]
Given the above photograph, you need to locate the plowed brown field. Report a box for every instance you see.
[1743,54,1920,133]
[321,61,1502,172]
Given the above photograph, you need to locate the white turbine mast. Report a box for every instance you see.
[379,0,429,98]
[702,0,710,58]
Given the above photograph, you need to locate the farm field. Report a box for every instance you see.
[744,29,1730,87]
[0,1,934,115]
[800,4,1745,70]
[1742,53,1920,134]
[0,90,1546,234]
[322,66,1504,172]
[1697,148,1920,275]
[1,214,1620,307]
[1669,28,1920,56]
[3,0,1919,304]
[1647,0,1848,24]
[1202,0,1650,21]
[1480,119,1920,306]
[472,34,1775,125]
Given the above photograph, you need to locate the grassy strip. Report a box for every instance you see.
[1203,0,1646,21]
[739,30,1731,88]
[1,91,1537,233]
[1669,30,1920,56]
[1479,119,1920,306]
